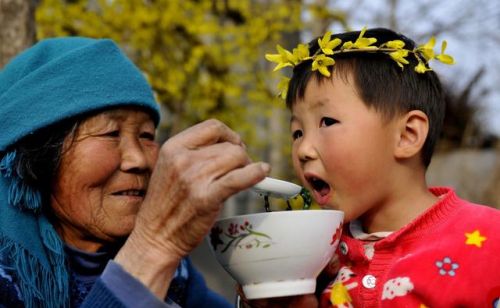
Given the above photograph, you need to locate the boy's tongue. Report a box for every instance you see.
[310,180,331,205]
[312,189,330,205]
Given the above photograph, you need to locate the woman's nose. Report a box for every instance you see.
[120,138,149,172]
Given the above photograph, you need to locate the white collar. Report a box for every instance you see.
[349,220,392,241]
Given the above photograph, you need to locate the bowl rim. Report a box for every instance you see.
[216,209,344,223]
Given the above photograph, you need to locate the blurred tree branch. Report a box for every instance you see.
[0,0,39,68]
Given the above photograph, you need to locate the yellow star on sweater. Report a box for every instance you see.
[465,230,487,248]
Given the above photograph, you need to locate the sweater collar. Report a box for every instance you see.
[64,242,122,277]
[342,187,461,248]
[372,187,460,247]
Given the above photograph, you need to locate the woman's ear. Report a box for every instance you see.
[394,110,429,159]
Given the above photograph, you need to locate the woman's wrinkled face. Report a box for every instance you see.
[50,108,159,252]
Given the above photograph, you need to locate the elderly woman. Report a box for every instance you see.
[0,37,269,307]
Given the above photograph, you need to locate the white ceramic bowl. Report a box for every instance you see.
[208,210,344,299]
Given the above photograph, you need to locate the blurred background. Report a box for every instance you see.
[1,0,499,303]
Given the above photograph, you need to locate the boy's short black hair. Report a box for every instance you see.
[286,28,445,167]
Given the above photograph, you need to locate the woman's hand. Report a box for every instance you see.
[115,119,269,297]
[239,293,318,308]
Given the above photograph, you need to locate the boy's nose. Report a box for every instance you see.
[296,136,318,162]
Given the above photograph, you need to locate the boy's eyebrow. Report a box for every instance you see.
[312,99,327,108]
[289,99,330,125]
[306,99,330,110]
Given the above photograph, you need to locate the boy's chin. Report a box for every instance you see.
[317,200,337,211]
[317,203,333,210]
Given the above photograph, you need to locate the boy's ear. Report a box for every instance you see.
[394,110,429,159]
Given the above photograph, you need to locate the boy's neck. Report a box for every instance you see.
[360,169,438,234]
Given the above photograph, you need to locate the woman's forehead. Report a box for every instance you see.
[77,108,156,132]
[86,107,155,122]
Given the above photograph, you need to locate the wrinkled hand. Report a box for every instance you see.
[116,119,269,297]
[137,119,269,257]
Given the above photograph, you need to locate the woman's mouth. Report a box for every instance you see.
[112,189,146,197]
[306,176,331,205]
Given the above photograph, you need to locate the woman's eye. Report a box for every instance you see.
[104,130,120,137]
[320,117,338,127]
[292,130,303,140]
[140,132,156,141]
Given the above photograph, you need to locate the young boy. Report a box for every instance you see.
[264,28,500,307]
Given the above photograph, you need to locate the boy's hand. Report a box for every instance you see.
[237,286,318,308]
[240,295,318,308]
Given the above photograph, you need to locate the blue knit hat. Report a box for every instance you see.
[0,36,160,152]
[0,37,161,307]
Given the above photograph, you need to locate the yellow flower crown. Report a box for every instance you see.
[265,27,455,99]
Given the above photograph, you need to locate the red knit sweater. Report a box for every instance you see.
[320,187,500,307]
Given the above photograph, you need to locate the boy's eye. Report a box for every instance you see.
[292,129,303,140]
[320,117,338,127]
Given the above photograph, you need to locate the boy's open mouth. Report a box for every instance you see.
[306,176,331,204]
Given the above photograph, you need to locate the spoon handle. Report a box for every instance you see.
[251,177,302,199]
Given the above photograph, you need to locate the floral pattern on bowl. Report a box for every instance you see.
[210,220,273,253]
[330,225,343,246]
